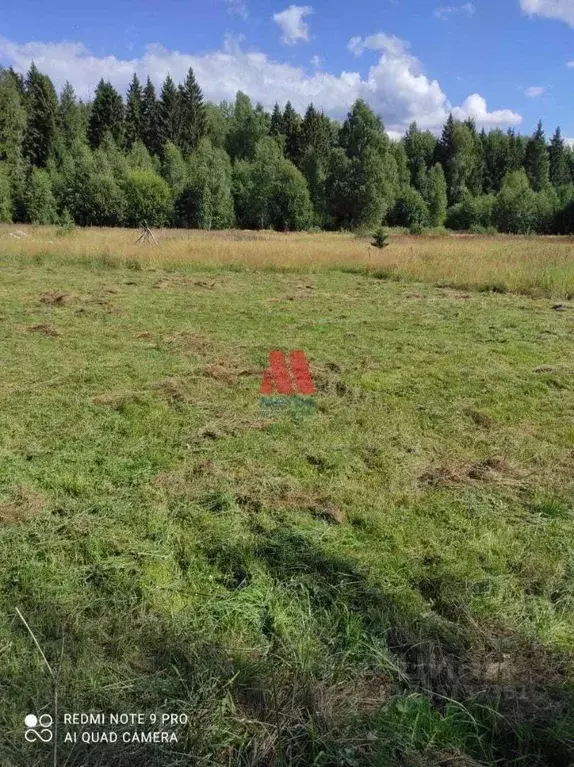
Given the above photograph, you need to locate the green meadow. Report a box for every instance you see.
[0,248,573,766]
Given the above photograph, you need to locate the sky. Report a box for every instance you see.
[1,0,573,140]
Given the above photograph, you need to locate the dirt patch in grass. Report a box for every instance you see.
[419,456,520,489]
[282,490,344,524]
[151,378,186,402]
[463,408,494,428]
[204,362,261,386]
[194,417,274,443]
[0,486,46,524]
[164,331,212,354]
[92,391,146,410]
[38,290,70,304]
[28,323,59,336]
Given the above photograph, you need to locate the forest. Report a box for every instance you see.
[1,63,574,235]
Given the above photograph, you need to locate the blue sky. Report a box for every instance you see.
[1,0,573,139]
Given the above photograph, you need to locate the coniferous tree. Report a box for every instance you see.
[58,82,86,151]
[177,67,207,155]
[23,63,59,167]
[548,127,570,187]
[88,80,125,149]
[0,70,26,165]
[141,77,161,156]
[524,121,549,191]
[158,74,180,149]
[125,74,143,150]
[270,103,283,136]
[282,101,302,165]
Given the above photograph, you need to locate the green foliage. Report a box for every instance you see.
[5,62,574,237]
[226,92,269,162]
[57,81,86,151]
[548,127,571,188]
[25,167,58,223]
[0,162,12,221]
[371,226,390,248]
[177,67,206,155]
[88,80,125,149]
[57,207,75,233]
[0,70,27,166]
[390,187,430,228]
[427,163,448,227]
[176,138,234,229]
[141,77,160,156]
[493,169,536,234]
[125,74,143,150]
[122,168,173,227]
[127,140,156,172]
[161,141,188,197]
[524,121,550,192]
[446,192,495,231]
[23,64,59,168]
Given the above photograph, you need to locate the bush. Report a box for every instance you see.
[409,223,426,235]
[492,170,536,234]
[445,193,495,231]
[122,169,173,227]
[57,208,75,234]
[389,187,429,228]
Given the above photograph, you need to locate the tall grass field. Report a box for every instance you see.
[0,225,573,766]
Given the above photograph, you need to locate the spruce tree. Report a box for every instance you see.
[158,74,180,149]
[58,82,86,150]
[548,127,570,187]
[177,67,207,155]
[23,63,59,167]
[0,70,26,165]
[282,101,302,165]
[270,103,284,135]
[524,121,549,191]
[141,77,160,156]
[125,74,143,150]
[88,80,125,149]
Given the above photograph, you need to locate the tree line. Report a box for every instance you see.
[1,63,574,234]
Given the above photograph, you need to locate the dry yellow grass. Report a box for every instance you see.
[2,224,574,297]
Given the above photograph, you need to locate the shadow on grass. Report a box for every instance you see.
[2,527,572,767]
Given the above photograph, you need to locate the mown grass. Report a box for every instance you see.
[1,224,574,299]
[0,239,573,766]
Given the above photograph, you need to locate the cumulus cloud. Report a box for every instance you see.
[0,32,521,135]
[520,0,574,26]
[434,3,475,20]
[525,85,545,97]
[273,5,313,45]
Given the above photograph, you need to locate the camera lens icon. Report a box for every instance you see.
[25,713,53,743]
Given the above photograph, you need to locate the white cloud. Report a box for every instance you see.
[226,0,248,20]
[525,85,545,97]
[273,5,313,45]
[564,137,574,147]
[520,0,574,26]
[451,94,522,126]
[434,3,475,19]
[0,32,521,135]
[310,54,321,67]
